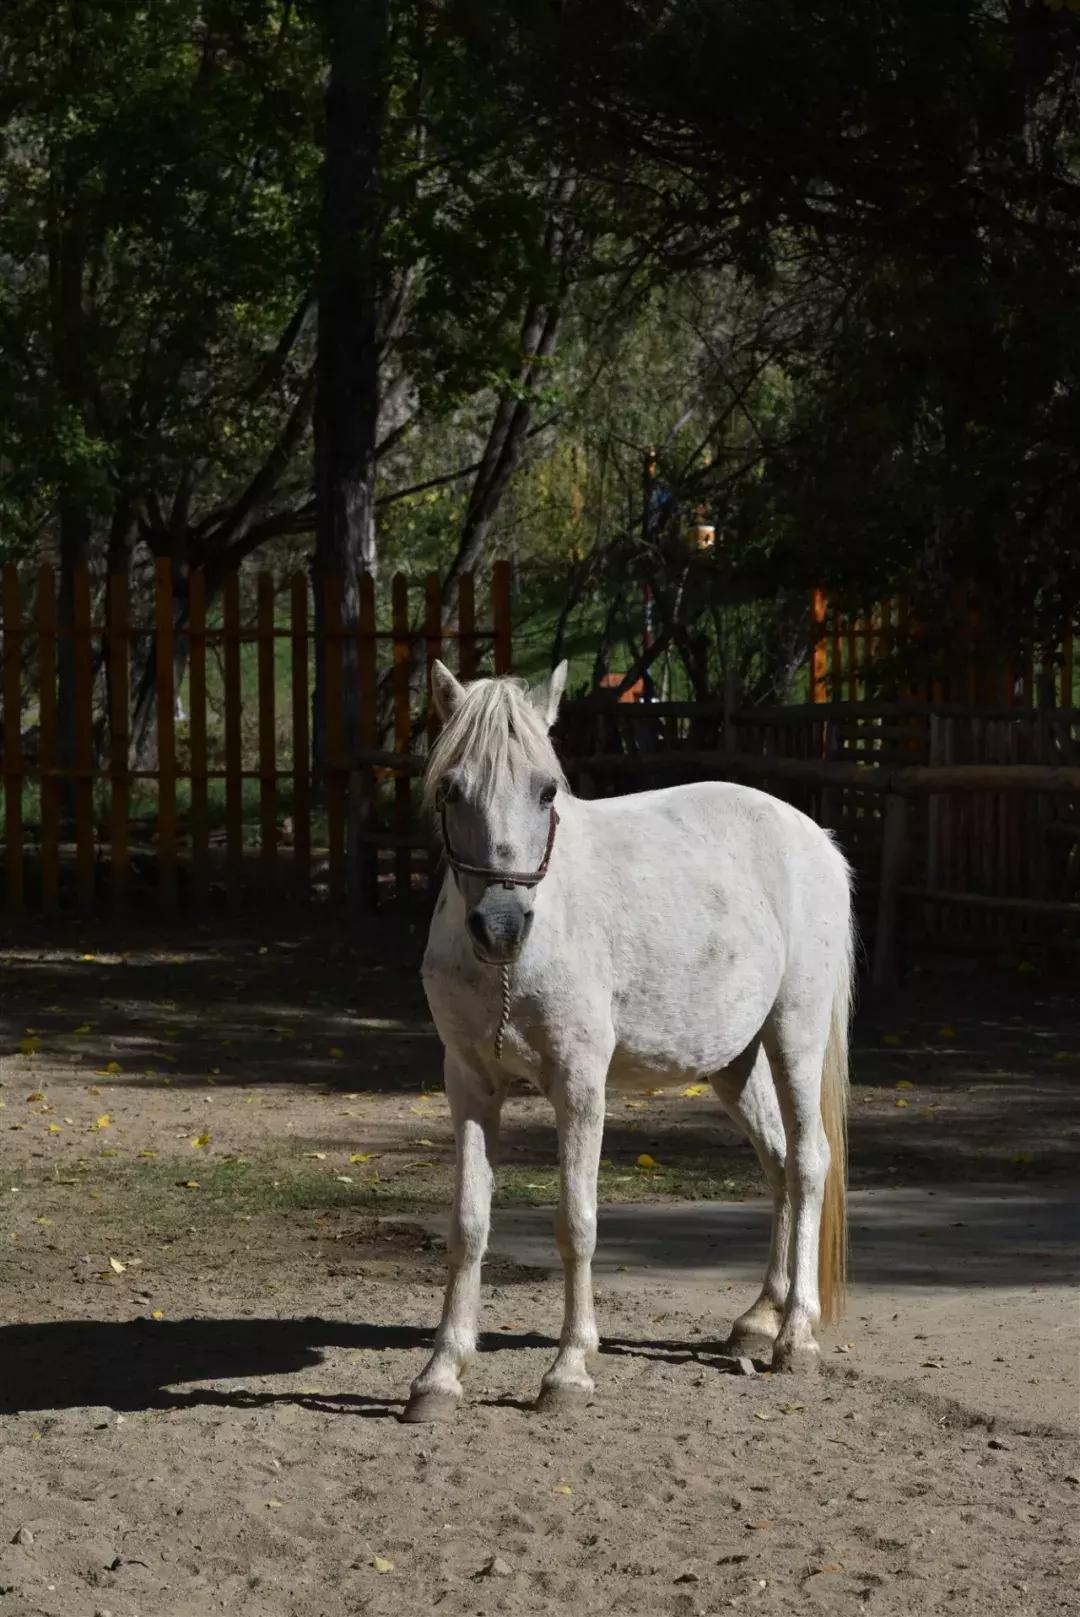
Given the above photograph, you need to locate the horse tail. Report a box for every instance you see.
[818,896,854,1325]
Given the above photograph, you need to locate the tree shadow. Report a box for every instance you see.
[0,1315,761,1417]
[0,1315,557,1416]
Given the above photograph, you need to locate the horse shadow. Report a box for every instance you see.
[0,1317,751,1418]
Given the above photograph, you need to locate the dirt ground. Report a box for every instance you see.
[0,920,1077,1617]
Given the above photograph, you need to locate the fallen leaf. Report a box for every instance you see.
[416,1138,436,1147]
[102,1062,121,1075]
[635,1153,660,1169]
[552,1482,572,1496]
[48,1123,61,1134]
[937,1025,957,1039]
[895,1078,914,1089]
[882,1032,902,1046]
[25,1091,45,1103]
[34,1216,53,1227]
[681,1083,708,1098]
[895,1098,909,1108]
[753,1410,774,1421]
[747,1520,773,1530]
[19,1037,39,1056]
[109,1257,126,1274]
[191,1130,211,1149]
[328,1047,344,1060]
[780,1402,806,1414]
[73,1023,92,1035]
[177,1180,201,1190]
[85,1086,101,1096]
[349,1153,375,1164]
[93,1114,112,1130]
[150,1309,164,1321]
[371,1553,394,1572]
[814,1563,844,1575]
[137,1149,156,1159]
[303,1151,327,1160]
[335,1175,354,1184]
[267,1499,285,1510]
[1011,1151,1034,1165]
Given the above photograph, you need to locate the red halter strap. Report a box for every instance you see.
[440,805,560,890]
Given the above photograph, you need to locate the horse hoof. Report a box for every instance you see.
[724,1330,776,1362]
[535,1379,594,1414]
[401,1390,460,1424]
[771,1341,820,1375]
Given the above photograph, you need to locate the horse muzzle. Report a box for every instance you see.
[467,899,534,964]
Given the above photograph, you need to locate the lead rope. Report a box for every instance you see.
[494,963,512,1061]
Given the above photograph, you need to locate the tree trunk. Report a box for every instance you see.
[312,0,388,766]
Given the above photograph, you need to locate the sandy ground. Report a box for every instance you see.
[0,924,1077,1616]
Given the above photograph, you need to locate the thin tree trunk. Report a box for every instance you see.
[312,0,388,765]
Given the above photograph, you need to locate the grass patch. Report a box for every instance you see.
[11,1147,762,1242]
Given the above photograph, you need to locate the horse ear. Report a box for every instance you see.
[431,659,465,722]
[529,660,568,730]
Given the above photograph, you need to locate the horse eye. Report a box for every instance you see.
[538,780,557,807]
[437,779,461,809]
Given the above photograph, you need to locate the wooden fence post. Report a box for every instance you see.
[323,573,346,904]
[188,570,208,912]
[257,571,277,901]
[872,792,910,990]
[154,558,177,914]
[392,572,412,901]
[36,566,59,913]
[290,572,311,904]
[73,567,95,913]
[223,571,243,912]
[107,571,131,916]
[2,566,24,915]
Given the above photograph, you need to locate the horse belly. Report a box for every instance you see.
[606,956,778,1090]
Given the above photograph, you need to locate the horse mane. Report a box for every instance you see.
[422,677,568,817]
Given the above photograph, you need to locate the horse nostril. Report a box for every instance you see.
[467,910,491,950]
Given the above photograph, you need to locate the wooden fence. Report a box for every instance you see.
[809,588,1078,707]
[556,696,1080,961]
[0,558,511,918]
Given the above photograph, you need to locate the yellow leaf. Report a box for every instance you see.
[753,1410,774,1421]
[191,1130,211,1149]
[635,1153,659,1169]
[371,1554,394,1573]
[20,1037,39,1055]
[1053,1050,1077,1063]
[34,1216,53,1227]
[108,1257,126,1274]
[85,1085,101,1096]
[73,1023,93,1035]
[552,1482,572,1496]
[151,1309,164,1321]
[303,1151,327,1160]
[350,1153,374,1164]
[681,1083,708,1098]
[895,1079,914,1088]
[93,1114,112,1130]
[267,1499,285,1511]
[178,1179,201,1190]
[416,1138,436,1147]
[137,1149,156,1159]
[210,1068,221,1077]
[81,953,95,961]
[625,1100,649,1110]
[882,1033,901,1046]
[937,1026,957,1039]
[48,1123,61,1134]
[102,1061,121,1075]
[895,1098,909,1108]
[328,1047,344,1059]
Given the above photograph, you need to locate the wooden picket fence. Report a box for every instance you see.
[0,559,511,918]
[809,588,1077,707]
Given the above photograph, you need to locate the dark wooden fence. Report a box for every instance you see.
[0,559,511,918]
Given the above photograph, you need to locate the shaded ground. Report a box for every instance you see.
[0,922,1077,1616]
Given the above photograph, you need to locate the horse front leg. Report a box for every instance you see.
[403,1057,502,1423]
[537,1075,606,1412]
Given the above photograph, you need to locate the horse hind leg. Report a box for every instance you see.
[710,1041,790,1356]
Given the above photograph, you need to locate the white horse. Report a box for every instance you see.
[404,662,853,1422]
